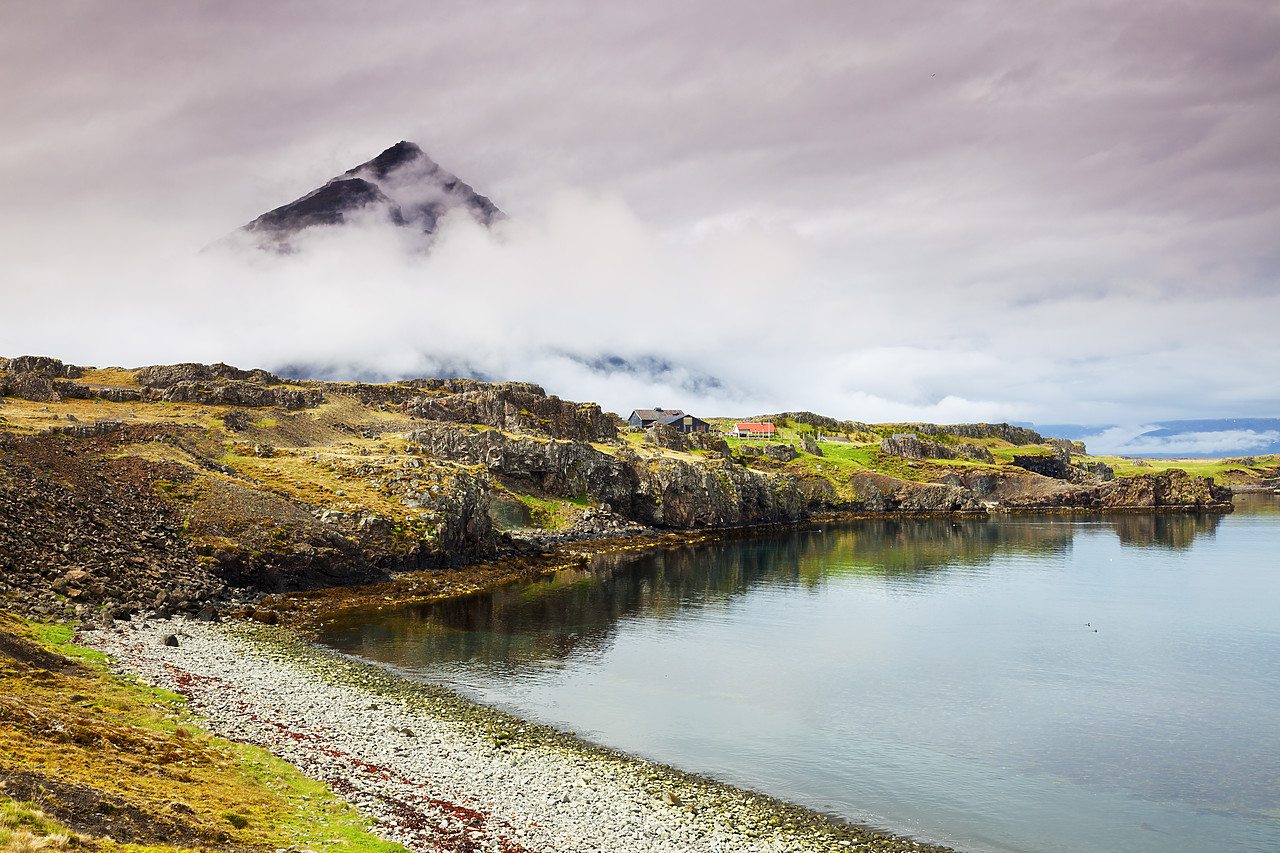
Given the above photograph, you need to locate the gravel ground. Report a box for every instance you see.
[77,618,952,853]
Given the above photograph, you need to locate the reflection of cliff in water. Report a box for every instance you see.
[321,542,790,672]
[319,509,1233,673]
[806,518,1067,582]
[1105,511,1222,549]
[1233,491,1280,516]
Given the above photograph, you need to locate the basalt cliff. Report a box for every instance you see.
[1,355,1252,625]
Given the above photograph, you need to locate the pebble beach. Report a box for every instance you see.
[76,617,952,853]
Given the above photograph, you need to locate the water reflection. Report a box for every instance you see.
[323,509,1225,675]
[1107,511,1223,548]
[1234,490,1280,515]
[317,497,1280,853]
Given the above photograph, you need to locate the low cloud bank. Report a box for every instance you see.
[5,187,1278,426]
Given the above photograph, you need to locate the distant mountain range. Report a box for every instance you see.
[1031,418,1280,458]
[239,141,501,251]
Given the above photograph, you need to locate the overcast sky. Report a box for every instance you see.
[2,1,1278,446]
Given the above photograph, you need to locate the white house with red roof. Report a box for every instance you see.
[734,422,778,439]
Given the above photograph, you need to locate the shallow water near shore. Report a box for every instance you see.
[318,494,1280,853]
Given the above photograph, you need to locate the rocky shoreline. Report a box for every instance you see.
[76,616,958,853]
[2,356,1253,626]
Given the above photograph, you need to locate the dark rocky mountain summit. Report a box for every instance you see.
[241,141,502,251]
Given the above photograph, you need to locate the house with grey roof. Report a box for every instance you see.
[655,412,710,434]
[627,408,684,429]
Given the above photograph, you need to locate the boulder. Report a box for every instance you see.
[1011,452,1072,479]
[689,432,732,459]
[762,443,798,463]
[645,423,689,451]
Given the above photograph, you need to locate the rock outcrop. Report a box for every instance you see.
[0,372,61,402]
[931,467,1228,512]
[136,362,284,387]
[135,363,324,410]
[410,424,805,528]
[1097,469,1233,511]
[1009,450,1113,485]
[880,434,994,464]
[1011,451,1072,479]
[0,357,324,410]
[149,381,323,410]
[767,411,874,436]
[906,422,1045,445]
[405,384,617,442]
[849,472,985,513]
[690,432,733,459]
[0,355,84,379]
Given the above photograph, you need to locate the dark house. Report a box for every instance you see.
[656,412,710,434]
[627,408,685,429]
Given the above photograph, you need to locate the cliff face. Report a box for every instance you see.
[1098,469,1233,510]
[879,434,993,464]
[408,424,805,528]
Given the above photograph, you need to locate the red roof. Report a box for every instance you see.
[735,422,777,434]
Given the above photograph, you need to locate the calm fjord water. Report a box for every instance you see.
[319,494,1280,853]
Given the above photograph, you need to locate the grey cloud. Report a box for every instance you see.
[1,1,1277,431]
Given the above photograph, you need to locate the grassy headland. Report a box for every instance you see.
[0,610,407,853]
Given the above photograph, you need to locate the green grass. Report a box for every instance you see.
[25,622,108,666]
[1,798,78,853]
[511,492,584,530]
[1096,454,1279,480]
[1,610,409,853]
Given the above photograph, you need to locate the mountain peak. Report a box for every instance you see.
[357,141,426,179]
[239,141,501,252]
